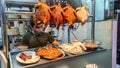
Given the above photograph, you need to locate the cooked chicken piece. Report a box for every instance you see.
[50,2,64,30]
[36,48,49,56]
[34,2,51,30]
[72,40,87,50]
[59,40,86,54]
[59,44,83,54]
[63,4,77,29]
[36,46,63,59]
[76,6,90,25]
[47,46,63,58]
[59,42,84,54]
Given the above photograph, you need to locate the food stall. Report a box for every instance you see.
[0,0,115,68]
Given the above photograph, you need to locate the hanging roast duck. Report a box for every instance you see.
[63,4,77,29]
[50,1,64,30]
[76,6,90,25]
[34,1,52,30]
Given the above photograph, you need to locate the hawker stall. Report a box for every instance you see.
[0,0,114,68]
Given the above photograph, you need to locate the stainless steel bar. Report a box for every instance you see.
[7,18,30,21]
[5,1,37,7]
[89,15,93,17]
[1,0,8,58]
[5,11,34,16]
[91,0,95,42]
[9,52,13,68]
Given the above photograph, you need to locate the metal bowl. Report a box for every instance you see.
[82,39,102,51]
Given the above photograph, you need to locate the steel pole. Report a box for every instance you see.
[91,0,95,42]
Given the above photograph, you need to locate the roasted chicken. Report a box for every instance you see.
[36,46,63,59]
[34,2,51,30]
[59,40,86,54]
[63,4,77,29]
[50,2,64,30]
[76,6,90,25]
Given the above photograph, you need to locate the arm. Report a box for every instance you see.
[52,40,60,46]
[18,32,31,50]
[46,33,60,46]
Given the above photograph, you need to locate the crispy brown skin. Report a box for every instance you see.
[50,2,64,30]
[63,4,77,28]
[76,6,90,25]
[34,2,51,30]
[36,46,63,59]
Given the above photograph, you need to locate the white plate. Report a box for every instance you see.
[16,51,40,64]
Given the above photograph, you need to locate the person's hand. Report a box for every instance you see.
[52,40,60,46]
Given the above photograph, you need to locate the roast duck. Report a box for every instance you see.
[63,4,77,29]
[36,46,64,59]
[50,1,64,30]
[33,1,90,29]
[34,1,51,30]
[76,6,90,25]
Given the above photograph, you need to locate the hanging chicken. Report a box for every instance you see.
[63,4,77,29]
[33,1,51,30]
[50,1,64,30]
[76,6,90,25]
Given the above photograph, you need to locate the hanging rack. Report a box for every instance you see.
[67,0,96,43]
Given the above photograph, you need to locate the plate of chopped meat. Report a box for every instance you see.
[36,46,65,60]
[16,51,40,64]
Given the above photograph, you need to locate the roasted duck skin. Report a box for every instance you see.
[63,4,77,29]
[34,2,51,30]
[76,6,90,25]
[36,46,63,59]
[50,2,64,30]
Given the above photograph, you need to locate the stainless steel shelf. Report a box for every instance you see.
[5,0,37,8]
[5,11,34,15]
[89,15,93,17]
[7,18,30,21]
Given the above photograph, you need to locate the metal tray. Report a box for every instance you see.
[9,47,106,68]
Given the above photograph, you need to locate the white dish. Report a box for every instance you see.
[16,51,40,64]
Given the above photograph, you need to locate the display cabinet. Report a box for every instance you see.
[4,0,37,51]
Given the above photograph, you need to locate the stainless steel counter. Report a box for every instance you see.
[9,49,112,68]
[30,50,112,68]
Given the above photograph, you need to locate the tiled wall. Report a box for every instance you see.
[56,20,112,49]
[86,20,112,49]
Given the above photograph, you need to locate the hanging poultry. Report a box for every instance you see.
[50,1,64,30]
[76,6,90,25]
[63,4,77,29]
[33,1,51,30]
